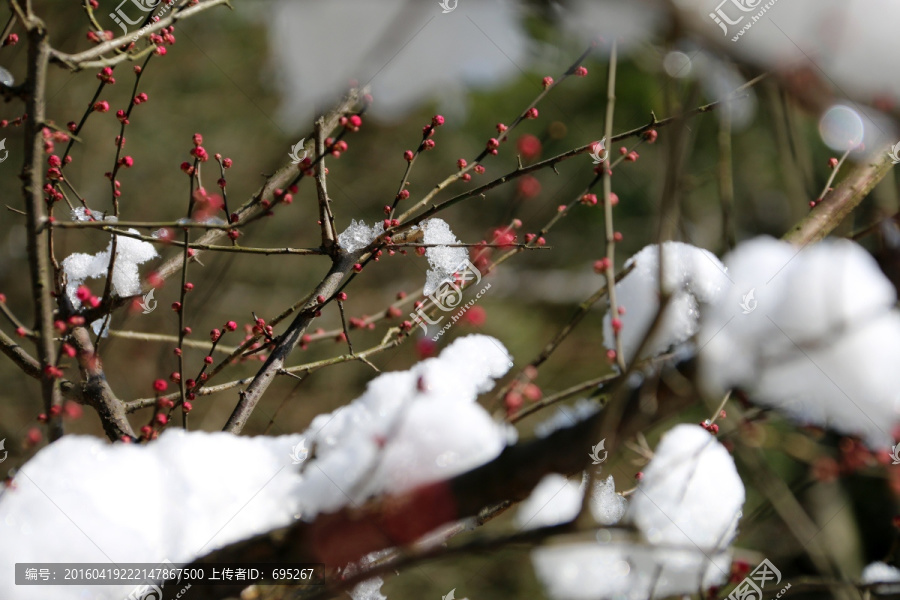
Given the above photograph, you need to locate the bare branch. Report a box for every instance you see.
[784,152,894,246]
[49,0,231,70]
[21,20,64,440]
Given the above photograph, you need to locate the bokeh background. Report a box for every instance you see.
[1,1,899,598]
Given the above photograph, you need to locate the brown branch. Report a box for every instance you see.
[601,41,624,370]
[395,76,766,232]
[151,88,363,286]
[395,43,596,223]
[124,337,402,412]
[69,327,135,441]
[21,18,64,440]
[314,118,337,248]
[222,254,357,433]
[493,263,634,409]
[0,328,41,378]
[0,296,31,333]
[49,0,231,70]
[783,151,894,246]
[79,226,326,255]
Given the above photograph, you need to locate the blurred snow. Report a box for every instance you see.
[559,0,663,57]
[346,550,391,600]
[531,425,743,599]
[0,430,306,600]
[266,0,529,125]
[862,562,900,594]
[533,399,600,438]
[516,472,626,530]
[698,236,900,448]
[0,335,512,600]
[263,0,900,145]
[628,424,743,565]
[516,473,583,529]
[591,475,627,526]
[603,242,730,363]
[675,0,900,146]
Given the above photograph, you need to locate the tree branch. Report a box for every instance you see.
[783,152,894,246]
[21,17,64,440]
[222,254,357,433]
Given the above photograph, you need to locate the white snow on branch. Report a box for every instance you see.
[300,334,513,511]
[0,431,305,600]
[591,474,627,526]
[70,206,108,222]
[516,473,583,529]
[698,236,900,448]
[862,561,900,594]
[422,218,468,296]
[345,550,392,600]
[338,219,385,253]
[0,335,512,600]
[531,425,744,600]
[603,241,730,363]
[61,229,157,308]
[628,424,743,562]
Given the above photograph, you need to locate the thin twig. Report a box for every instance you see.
[601,41,624,371]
